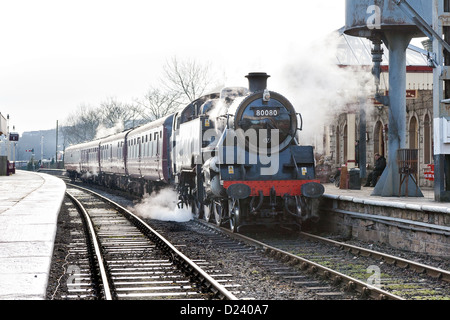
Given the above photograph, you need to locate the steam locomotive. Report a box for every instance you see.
[65,73,324,232]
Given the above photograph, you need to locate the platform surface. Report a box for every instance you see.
[323,183,450,213]
[0,170,66,299]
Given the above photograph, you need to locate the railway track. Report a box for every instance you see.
[49,179,449,300]
[59,184,238,300]
[222,227,450,300]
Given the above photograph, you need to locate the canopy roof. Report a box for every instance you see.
[335,28,429,67]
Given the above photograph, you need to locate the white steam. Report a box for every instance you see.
[279,32,375,151]
[95,121,125,139]
[132,188,193,222]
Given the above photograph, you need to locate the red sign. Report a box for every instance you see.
[424,164,434,181]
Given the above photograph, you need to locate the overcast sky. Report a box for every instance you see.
[0,0,346,134]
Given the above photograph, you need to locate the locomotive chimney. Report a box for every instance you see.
[246,72,270,93]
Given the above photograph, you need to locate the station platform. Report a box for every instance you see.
[321,183,449,258]
[323,183,450,214]
[0,170,66,300]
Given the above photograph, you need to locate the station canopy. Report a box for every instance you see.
[335,28,429,67]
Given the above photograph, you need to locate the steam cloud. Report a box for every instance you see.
[95,121,125,139]
[132,188,193,222]
[279,32,375,152]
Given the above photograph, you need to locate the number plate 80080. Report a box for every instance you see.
[252,107,280,117]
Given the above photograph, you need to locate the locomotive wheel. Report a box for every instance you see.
[228,198,241,233]
[203,202,213,222]
[213,201,225,226]
[192,200,203,219]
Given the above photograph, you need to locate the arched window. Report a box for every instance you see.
[409,116,418,150]
[336,125,340,165]
[424,114,432,164]
[374,121,385,157]
[343,124,348,164]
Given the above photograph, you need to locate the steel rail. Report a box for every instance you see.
[66,183,238,300]
[300,232,450,283]
[214,225,403,300]
[66,191,114,300]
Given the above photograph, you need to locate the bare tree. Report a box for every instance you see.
[135,87,181,121]
[133,57,216,121]
[62,104,100,144]
[99,97,128,127]
[123,101,146,128]
[63,98,143,144]
[62,57,222,145]
[162,56,214,105]
[99,96,146,129]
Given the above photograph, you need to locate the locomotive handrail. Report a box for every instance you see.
[283,195,300,217]
[249,190,264,215]
[296,113,303,131]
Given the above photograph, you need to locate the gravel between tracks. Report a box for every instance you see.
[46,197,81,299]
[144,219,322,300]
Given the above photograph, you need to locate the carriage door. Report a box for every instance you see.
[172,112,180,175]
[156,131,161,180]
[138,137,142,176]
